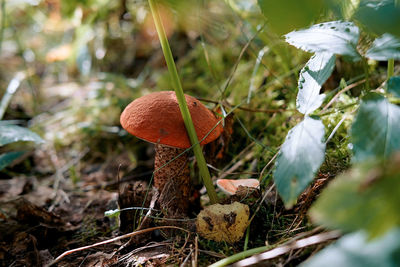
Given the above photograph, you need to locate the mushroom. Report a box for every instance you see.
[120,91,223,215]
[196,201,250,243]
[216,178,260,195]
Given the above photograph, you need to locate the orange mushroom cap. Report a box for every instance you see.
[216,179,260,195]
[120,91,223,149]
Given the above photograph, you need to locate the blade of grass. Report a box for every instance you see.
[388,59,394,80]
[248,46,270,104]
[147,0,218,204]
[0,72,25,120]
[209,245,271,267]
[243,225,250,251]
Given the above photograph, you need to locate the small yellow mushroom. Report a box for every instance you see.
[196,202,250,243]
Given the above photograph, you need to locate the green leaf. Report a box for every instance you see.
[257,0,324,35]
[351,93,400,162]
[0,151,25,171]
[274,116,325,208]
[354,0,400,37]
[309,154,400,238]
[285,21,361,61]
[297,52,336,114]
[366,33,400,60]
[388,76,400,98]
[301,229,400,267]
[0,125,44,146]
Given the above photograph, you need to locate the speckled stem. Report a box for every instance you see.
[154,144,190,214]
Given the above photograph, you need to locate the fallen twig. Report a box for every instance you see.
[46,226,190,267]
[209,230,340,267]
[322,79,366,112]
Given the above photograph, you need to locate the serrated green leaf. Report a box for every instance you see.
[301,229,400,267]
[354,0,400,37]
[0,125,44,146]
[297,52,336,114]
[0,151,25,171]
[257,0,324,34]
[366,34,400,60]
[388,76,400,98]
[285,21,361,61]
[274,116,325,208]
[309,154,400,238]
[351,93,400,162]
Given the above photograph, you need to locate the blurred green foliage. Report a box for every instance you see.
[258,0,324,35]
[310,153,400,238]
[354,0,400,37]
[302,228,400,267]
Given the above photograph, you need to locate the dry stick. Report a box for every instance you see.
[177,230,191,259]
[243,150,280,230]
[259,149,279,182]
[243,149,280,224]
[286,215,306,238]
[194,236,198,267]
[249,184,275,224]
[236,105,292,114]
[119,241,171,262]
[231,230,341,267]
[216,151,254,180]
[207,164,258,176]
[216,142,255,174]
[267,190,279,241]
[47,226,190,267]
[325,114,348,144]
[281,226,324,242]
[118,190,159,251]
[209,230,340,267]
[197,97,290,114]
[321,79,366,112]
[180,248,193,267]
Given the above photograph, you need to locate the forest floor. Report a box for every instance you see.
[0,141,339,266]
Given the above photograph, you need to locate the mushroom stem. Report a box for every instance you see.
[154,144,190,214]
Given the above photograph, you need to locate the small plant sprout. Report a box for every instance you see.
[120,91,223,215]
